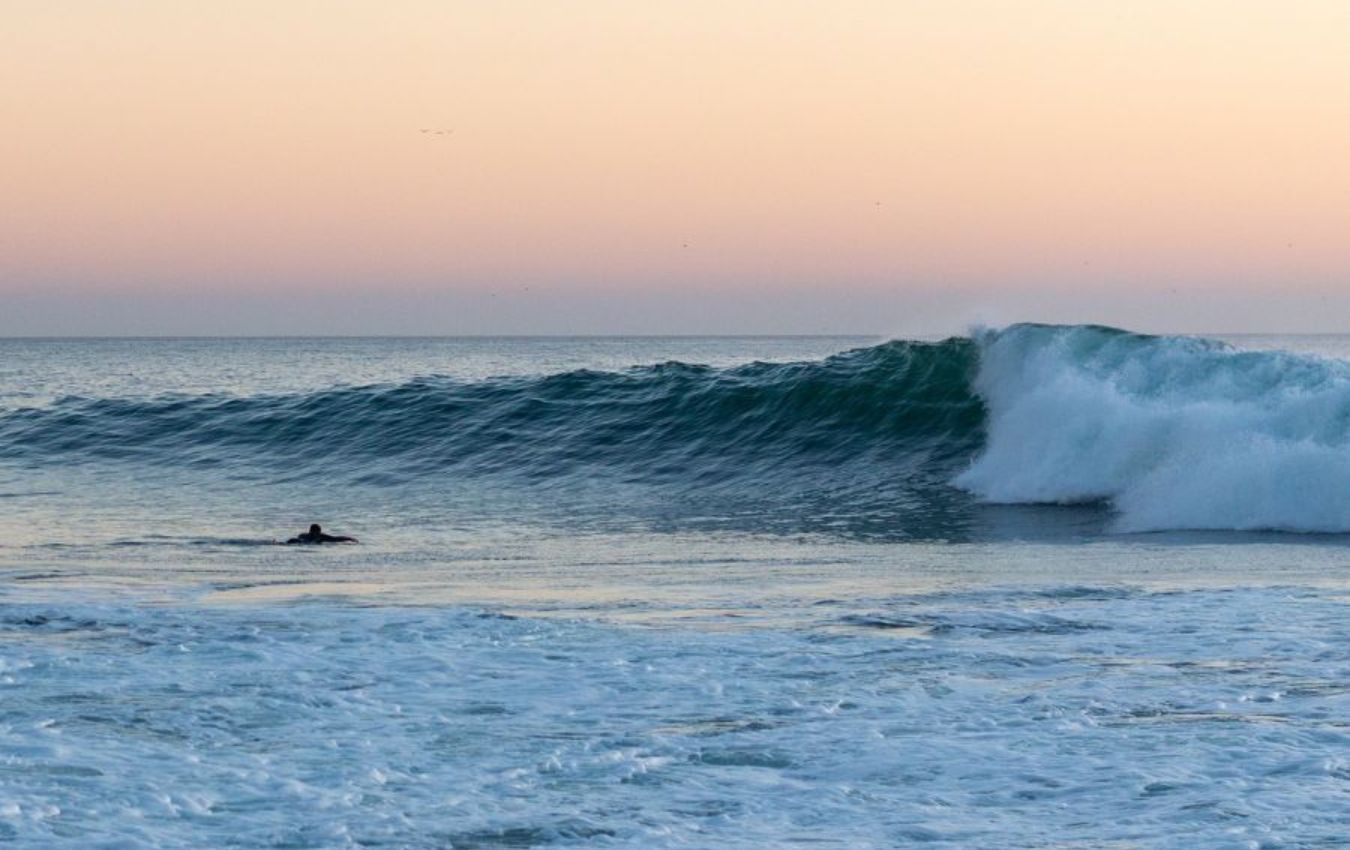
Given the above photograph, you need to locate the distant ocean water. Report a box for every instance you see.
[1,327,1347,848]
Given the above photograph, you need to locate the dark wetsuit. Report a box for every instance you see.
[285,525,358,544]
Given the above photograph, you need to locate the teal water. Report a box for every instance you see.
[0,328,1347,848]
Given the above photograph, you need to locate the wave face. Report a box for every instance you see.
[0,339,985,508]
[956,324,1350,533]
[3,324,1348,534]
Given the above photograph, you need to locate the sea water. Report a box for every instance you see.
[0,328,1347,848]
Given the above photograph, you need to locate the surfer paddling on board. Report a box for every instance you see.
[285,524,358,545]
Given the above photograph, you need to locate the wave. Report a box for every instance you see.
[2,324,1348,534]
[0,338,985,504]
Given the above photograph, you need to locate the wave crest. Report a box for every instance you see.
[955,324,1350,533]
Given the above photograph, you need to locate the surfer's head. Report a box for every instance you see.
[309,524,321,536]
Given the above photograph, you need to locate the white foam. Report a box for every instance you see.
[956,324,1350,532]
[1,588,1345,847]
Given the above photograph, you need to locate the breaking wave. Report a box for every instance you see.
[956,324,1350,533]
[3,324,1348,534]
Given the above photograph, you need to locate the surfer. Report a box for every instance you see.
[285,523,358,545]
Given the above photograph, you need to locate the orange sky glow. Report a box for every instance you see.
[2,1,1348,331]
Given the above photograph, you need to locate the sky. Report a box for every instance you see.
[2,1,1348,335]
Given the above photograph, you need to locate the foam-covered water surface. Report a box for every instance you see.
[1,586,1346,849]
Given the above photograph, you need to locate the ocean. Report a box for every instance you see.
[1,325,1347,848]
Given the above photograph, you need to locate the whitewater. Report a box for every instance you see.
[958,325,1350,533]
[1,327,1347,848]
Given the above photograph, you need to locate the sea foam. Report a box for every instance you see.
[956,324,1350,532]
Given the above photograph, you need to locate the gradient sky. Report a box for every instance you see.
[3,1,1348,334]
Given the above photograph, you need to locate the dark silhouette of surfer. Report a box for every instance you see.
[285,524,358,545]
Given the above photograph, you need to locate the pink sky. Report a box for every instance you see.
[2,2,1348,332]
